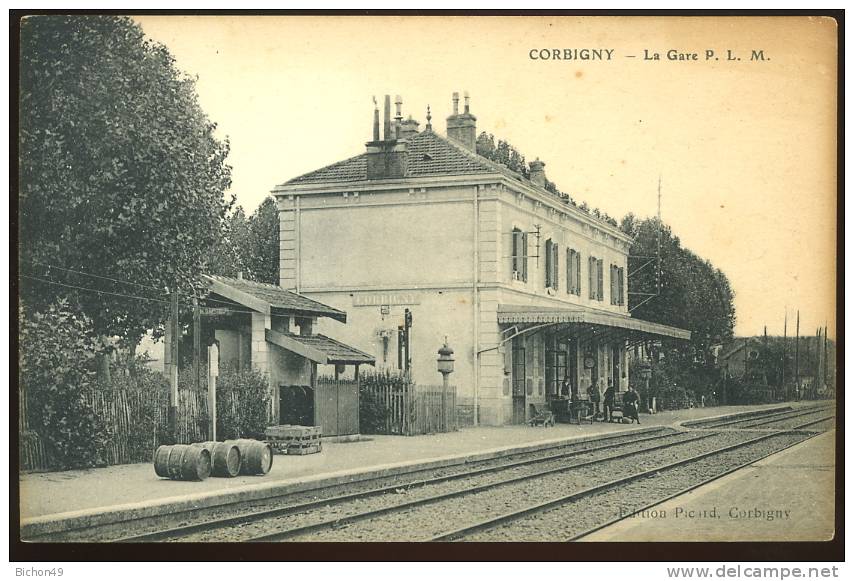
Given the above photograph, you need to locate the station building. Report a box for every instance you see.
[272,93,689,426]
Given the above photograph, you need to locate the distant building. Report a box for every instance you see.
[272,92,689,425]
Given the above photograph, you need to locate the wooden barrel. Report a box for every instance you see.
[229,439,273,475]
[153,444,211,481]
[191,441,241,478]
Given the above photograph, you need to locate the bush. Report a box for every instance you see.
[215,365,271,440]
[107,358,169,461]
[19,301,108,469]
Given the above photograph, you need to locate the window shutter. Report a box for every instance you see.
[544,239,552,288]
[619,267,625,305]
[512,229,519,276]
[521,231,528,282]
[609,264,619,305]
[553,242,559,290]
[588,257,595,299]
[597,259,604,301]
[566,248,572,294]
[576,252,582,296]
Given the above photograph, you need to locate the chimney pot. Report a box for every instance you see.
[383,95,392,141]
[530,158,546,187]
[446,91,477,151]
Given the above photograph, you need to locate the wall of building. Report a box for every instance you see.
[277,177,634,426]
[309,288,477,396]
[496,188,630,313]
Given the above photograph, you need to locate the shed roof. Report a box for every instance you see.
[266,329,375,365]
[202,274,347,323]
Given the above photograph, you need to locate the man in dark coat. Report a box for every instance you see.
[623,386,641,424]
[603,383,616,422]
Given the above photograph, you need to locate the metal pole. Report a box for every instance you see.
[794,310,800,400]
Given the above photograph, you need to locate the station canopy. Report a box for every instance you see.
[496,304,691,346]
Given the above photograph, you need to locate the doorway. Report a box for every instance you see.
[279,385,314,426]
[511,337,526,424]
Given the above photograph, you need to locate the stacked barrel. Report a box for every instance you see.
[153,439,272,481]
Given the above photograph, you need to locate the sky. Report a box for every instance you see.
[134,15,838,338]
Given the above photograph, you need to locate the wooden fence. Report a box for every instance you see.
[360,379,458,436]
[19,381,262,472]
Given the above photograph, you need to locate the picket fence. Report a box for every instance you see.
[361,380,458,436]
[18,382,258,472]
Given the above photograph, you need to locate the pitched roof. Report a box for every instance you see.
[202,274,347,323]
[277,127,631,239]
[281,130,497,186]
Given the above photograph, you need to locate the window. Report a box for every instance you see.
[610,263,626,305]
[545,334,567,396]
[588,256,596,300]
[511,227,528,282]
[567,248,581,296]
[545,239,559,290]
[589,256,604,301]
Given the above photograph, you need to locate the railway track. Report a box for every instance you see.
[27,426,673,542]
[110,428,704,543]
[28,406,834,543]
[689,405,833,430]
[436,417,833,542]
[254,414,833,542]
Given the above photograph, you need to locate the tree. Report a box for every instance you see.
[19,300,107,469]
[19,16,233,345]
[621,214,736,353]
[244,197,280,284]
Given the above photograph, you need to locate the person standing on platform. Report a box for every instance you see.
[587,383,601,420]
[623,385,640,424]
[603,382,615,422]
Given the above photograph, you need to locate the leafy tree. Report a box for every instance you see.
[244,197,280,284]
[19,300,107,469]
[621,214,736,402]
[19,16,233,347]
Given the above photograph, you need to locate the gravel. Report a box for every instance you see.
[459,432,812,541]
[261,431,777,542]
[40,426,672,542]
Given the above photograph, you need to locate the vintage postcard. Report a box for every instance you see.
[14,13,839,557]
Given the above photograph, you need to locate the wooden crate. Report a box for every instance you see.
[287,442,322,456]
[265,425,321,442]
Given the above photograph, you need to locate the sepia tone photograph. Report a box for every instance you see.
[13,12,840,554]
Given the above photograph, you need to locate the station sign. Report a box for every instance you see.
[353,292,420,307]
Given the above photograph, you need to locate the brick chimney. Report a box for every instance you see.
[446,91,477,151]
[399,115,420,140]
[530,158,546,187]
[366,94,409,179]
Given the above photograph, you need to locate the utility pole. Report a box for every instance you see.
[656,175,662,294]
[794,310,800,400]
[193,295,201,393]
[823,323,828,391]
[169,287,179,440]
[781,310,787,399]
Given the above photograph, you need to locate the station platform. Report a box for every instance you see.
[581,428,837,542]
[18,402,819,537]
